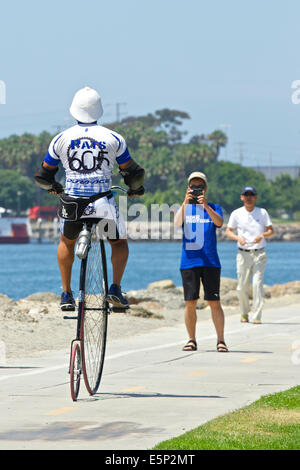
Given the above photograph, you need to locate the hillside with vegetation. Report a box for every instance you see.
[0,108,299,218]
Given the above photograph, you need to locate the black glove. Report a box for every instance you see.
[127,186,145,197]
[48,181,64,195]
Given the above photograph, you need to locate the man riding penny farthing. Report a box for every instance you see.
[34,86,145,311]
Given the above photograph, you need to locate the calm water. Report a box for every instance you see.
[0,242,300,300]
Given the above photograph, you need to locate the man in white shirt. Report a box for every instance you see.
[34,87,145,311]
[226,186,274,323]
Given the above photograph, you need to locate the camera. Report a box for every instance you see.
[189,184,205,204]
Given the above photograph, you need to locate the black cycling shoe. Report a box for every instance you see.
[106,284,129,308]
[60,291,76,311]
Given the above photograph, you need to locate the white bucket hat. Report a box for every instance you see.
[70,86,103,123]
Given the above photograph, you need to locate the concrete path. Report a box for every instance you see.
[0,303,299,450]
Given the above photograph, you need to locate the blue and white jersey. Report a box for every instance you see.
[44,122,131,197]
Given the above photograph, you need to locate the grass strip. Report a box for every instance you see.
[153,386,300,450]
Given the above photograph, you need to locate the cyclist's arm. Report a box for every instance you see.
[119,160,132,170]
[43,161,58,170]
[34,160,63,194]
[119,158,145,197]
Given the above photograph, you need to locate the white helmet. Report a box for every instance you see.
[69,86,103,123]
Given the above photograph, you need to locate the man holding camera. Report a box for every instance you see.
[226,186,274,324]
[174,172,228,353]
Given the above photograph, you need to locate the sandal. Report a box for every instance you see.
[182,339,197,351]
[217,341,228,352]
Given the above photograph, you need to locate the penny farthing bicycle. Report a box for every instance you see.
[64,186,128,401]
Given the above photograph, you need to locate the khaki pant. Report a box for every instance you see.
[236,249,267,321]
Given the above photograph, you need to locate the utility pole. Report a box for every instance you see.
[219,123,232,160]
[269,152,273,180]
[116,102,127,122]
[237,142,245,165]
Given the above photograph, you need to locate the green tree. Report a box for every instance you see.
[270,174,300,218]
[0,131,52,177]
[0,170,36,213]
[189,130,227,159]
[205,161,274,214]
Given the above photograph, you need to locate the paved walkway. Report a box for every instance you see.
[0,303,299,450]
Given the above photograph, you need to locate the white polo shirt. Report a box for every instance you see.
[227,206,272,250]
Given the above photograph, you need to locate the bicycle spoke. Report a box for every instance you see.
[82,232,108,394]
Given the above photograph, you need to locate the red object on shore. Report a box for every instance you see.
[28,206,58,221]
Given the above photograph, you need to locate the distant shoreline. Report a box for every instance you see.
[27,220,300,243]
[1,277,300,303]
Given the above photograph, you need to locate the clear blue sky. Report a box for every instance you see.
[1,0,300,166]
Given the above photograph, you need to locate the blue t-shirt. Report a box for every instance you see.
[180,202,223,269]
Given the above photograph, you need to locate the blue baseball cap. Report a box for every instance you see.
[241,186,257,195]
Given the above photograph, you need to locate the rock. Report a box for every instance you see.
[282,233,300,241]
[221,290,239,306]
[220,277,238,295]
[0,294,17,313]
[196,299,208,309]
[219,223,300,242]
[126,290,156,305]
[126,296,140,305]
[147,280,176,290]
[263,285,272,298]
[269,281,300,297]
[23,292,60,303]
[129,304,164,319]
[28,306,49,316]
[138,301,163,311]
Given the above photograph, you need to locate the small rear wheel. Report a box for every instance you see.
[70,343,81,401]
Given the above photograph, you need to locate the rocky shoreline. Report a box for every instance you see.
[29,221,300,242]
[0,278,299,361]
[218,223,300,242]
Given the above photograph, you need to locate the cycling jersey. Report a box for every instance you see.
[44,122,131,197]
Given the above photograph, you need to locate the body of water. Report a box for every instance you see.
[0,242,299,301]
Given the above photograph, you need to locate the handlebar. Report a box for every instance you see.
[54,185,128,199]
[111,185,128,194]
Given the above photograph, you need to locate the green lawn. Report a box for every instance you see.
[153,386,300,450]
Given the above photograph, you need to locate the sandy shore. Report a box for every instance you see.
[0,279,300,361]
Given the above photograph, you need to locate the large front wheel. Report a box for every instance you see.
[80,235,109,395]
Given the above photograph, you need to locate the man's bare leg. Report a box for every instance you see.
[183,299,198,350]
[108,238,129,286]
[106,239,129,307]
[208,300,228,351]
[57,234,77,292]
